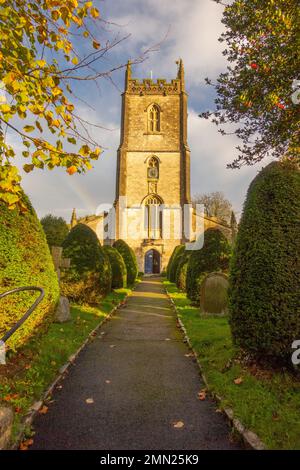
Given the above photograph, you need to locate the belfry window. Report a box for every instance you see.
[148,104,160,132]
[143,194,163,239]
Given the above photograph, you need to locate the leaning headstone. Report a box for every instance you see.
[200,272,229,315]
[0,407,13,449]
[54,296,71,323]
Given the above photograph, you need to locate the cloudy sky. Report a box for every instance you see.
[15,0,272,221]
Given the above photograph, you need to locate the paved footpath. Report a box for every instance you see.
[32,277,240,450]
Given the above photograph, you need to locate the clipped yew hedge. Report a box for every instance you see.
[0,195,59,351]
[229,162,300,363]
[113,239,138,285]
[168,245,185,283]
[167,245,182,280]
[186,228,231,303]
[176,257,189,292]
[61,224,111,303]
[103,246,127,289]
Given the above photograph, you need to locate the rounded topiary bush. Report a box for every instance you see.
[167,245,182,280]
[168,245,185,283]
[0,194,59,351]
[186,228,231,303]
[103,246,127,289]
[113,240,138,285]
[176,258,189,292]
[229,161,300,363]
[61,224,111,303]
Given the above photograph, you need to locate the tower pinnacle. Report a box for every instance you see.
[70,208,77,228]
[176,58,185,90]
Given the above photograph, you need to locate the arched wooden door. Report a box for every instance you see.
[144,249,160,274]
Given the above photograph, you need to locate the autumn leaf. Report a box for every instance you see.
[67,165,77,175]
[39,405,49,414]
[92,40,100,50]
[23,164,35,173]
[233,377,243,385]
[173,420,184,429]
[85,398,94,404]
[19,438,33,451]
[197,389,207,401]
[23,125,35,133]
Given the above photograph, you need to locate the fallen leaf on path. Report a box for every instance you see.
[15,407,22,413]
[105,380,111,384]
[233,377,243,385]
[173,420,184,429]
[85,398,94,404]
[184,352,194,358]
[39,405,48,414]
[109,345,116,348]
[165,338,171,341]
[215,409,222,413]
[19,438,33,451]
[197,389,206,401]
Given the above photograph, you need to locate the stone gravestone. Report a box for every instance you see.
[199,272,229,315]
[0,407,13,449]
[51,246,71,323]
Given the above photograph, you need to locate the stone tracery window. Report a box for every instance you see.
[148,104,160,132]
[143,194,163,239]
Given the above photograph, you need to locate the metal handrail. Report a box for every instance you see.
[0,287,45,343]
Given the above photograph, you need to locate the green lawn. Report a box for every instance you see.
[0,288,130,444]
[164,280,300,450]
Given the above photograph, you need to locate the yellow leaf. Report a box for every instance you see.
[90,7,99,18]
[23,125,35,133]
[0,104,11,113]
[72,56,79,65]
[79,144,90,156]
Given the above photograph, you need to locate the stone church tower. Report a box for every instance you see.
[114,59,191,273]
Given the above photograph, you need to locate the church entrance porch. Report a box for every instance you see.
[144,249,160,274]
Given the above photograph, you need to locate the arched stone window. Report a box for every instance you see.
[147,156,159,180]
[148,104,160,132]
[143,194,163,239]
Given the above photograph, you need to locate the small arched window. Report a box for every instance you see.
[147,156,159,180]
[148,104,160,132]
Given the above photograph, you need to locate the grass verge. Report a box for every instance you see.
[164,280,300,450]
[0,288,130,445]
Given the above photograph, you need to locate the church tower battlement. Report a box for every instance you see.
[115,60,191,273]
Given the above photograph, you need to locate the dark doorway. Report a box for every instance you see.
[144,249,160,274]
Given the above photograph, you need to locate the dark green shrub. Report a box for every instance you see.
[40,214,69,247]
[176,258,189,292]
[186,228,231,303]
[61,224,111,303]
[168,245,185,282]
[113,240,138,285]
[229,162,300,363]
[167,245,181,280]
[0,194,59,351]
[103,246,127,289]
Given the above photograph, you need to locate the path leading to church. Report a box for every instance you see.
[32,278,239,450]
